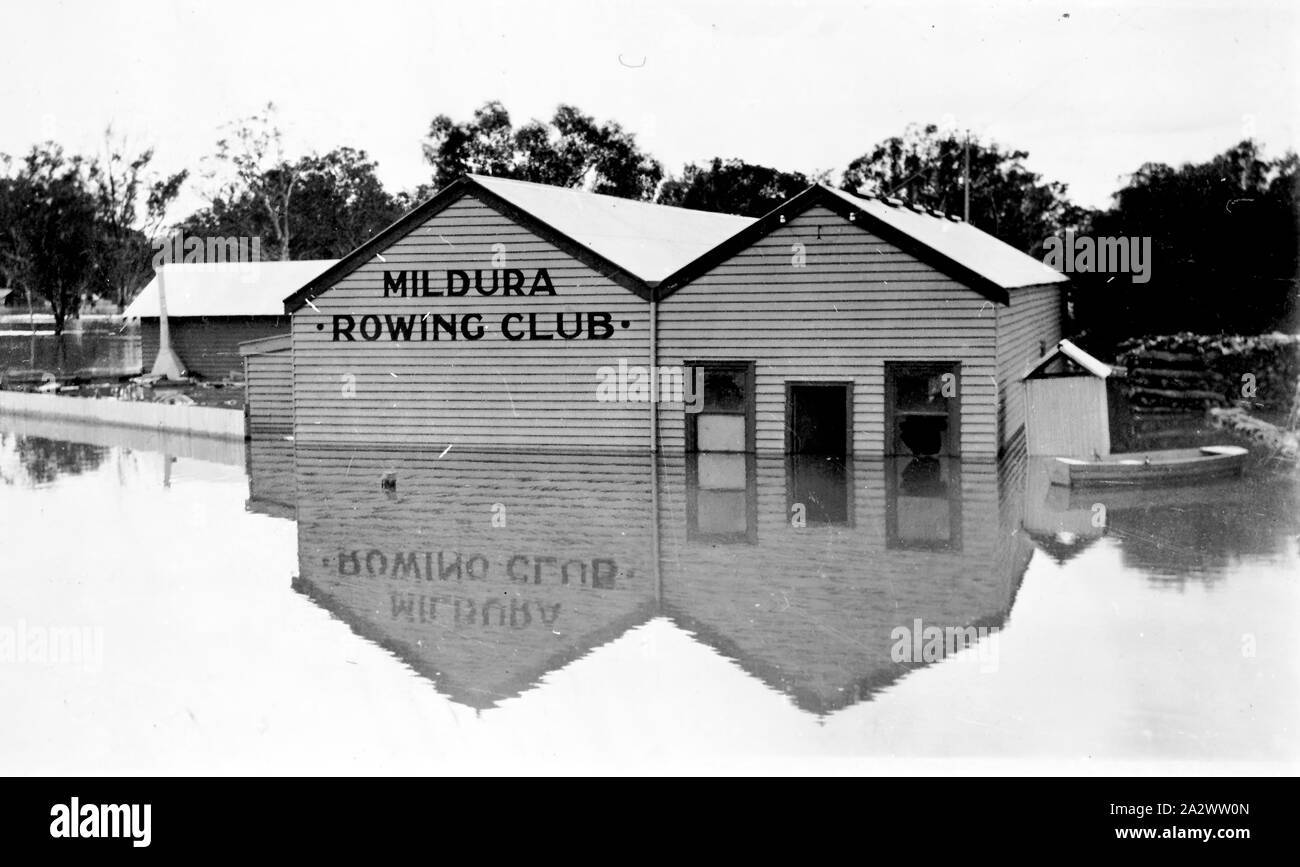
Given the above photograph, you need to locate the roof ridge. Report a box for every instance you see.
[468,173,752,221]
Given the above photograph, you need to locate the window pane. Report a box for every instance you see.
[896,496,952,544]
[895,371,949,414]
[698,414,746,452]
[696,490,748,534]
[697,452,747,489]
[703,368,747,413]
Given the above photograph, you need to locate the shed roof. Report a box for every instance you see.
[1023,339,1113,380]
[126,259,338,319]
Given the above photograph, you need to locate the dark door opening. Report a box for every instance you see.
[786,383,852,456]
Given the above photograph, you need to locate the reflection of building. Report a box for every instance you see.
[292,448,659,709]
[659,454,1032,713]
[1021,456,1105,564]
[283,444,1036,714]
[245,435,295,520]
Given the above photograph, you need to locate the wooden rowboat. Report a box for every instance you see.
[1050,445,1249,488]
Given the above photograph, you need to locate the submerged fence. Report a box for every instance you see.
[0,390,244,439]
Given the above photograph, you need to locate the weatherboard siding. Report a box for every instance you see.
[244,347,294,434]
[142,316,287,380]
[291,193,652,450]
[994,283,1063,449]
[656,206,1000,457]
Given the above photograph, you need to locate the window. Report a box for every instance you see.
[686,453,757,543]
[885,455,962,551]
[686,361,755,453]
[885,361,961,457]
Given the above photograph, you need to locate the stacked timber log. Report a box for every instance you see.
[1116,333,1300,414]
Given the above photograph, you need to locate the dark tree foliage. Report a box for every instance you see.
[0,145,101,334]
[655,157,813,217]
[421,101,663,200]
[180,147,402,260]
[281,148,404,259]
[840,123,1086,256]
[1073,140,1298,347]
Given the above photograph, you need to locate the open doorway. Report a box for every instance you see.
[786,383,852,456]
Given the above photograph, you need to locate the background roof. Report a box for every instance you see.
[471,174,756,283]
[822,186,1070,291]
[125,260,338,318]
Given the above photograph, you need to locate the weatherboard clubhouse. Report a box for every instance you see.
[229,173,1073,457]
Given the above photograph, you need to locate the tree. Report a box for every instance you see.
[88,126,186,310]
[656,157,814,216]
[1074,140,1298,342]
[287,148,404,258]
[181,146,402,260]
[421,101,663,200]
[841,123,1086,256]
[205,102,300,260]
[0,144,101,334]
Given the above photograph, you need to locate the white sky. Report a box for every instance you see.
[0,0,1296,222]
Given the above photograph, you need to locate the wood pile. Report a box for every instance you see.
[1116,333,1300,413]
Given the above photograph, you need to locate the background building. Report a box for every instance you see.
[126,259,336,380]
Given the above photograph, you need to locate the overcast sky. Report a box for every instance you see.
[1,0,1295,221]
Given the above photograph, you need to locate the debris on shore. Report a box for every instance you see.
[1209,406,1299,466]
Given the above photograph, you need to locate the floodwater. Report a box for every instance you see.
[0,315,140,379]
[1,415,1297,774]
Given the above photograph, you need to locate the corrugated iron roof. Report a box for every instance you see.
[469,175,757,283]
[238,333,292,356]
[1023,338,1113,380]
[125,259,338,318]
[821,186,1070,291]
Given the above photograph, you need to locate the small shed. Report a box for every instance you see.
[124,259,336,380]
[1022,339,1113,457]
[239,333,293,435]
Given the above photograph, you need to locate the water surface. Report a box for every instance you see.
[1,417,1296,773]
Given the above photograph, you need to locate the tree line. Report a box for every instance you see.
[1,100,1295,343]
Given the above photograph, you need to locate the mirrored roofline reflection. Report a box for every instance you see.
[282,443,1038,715]
[270,440,1296,715]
